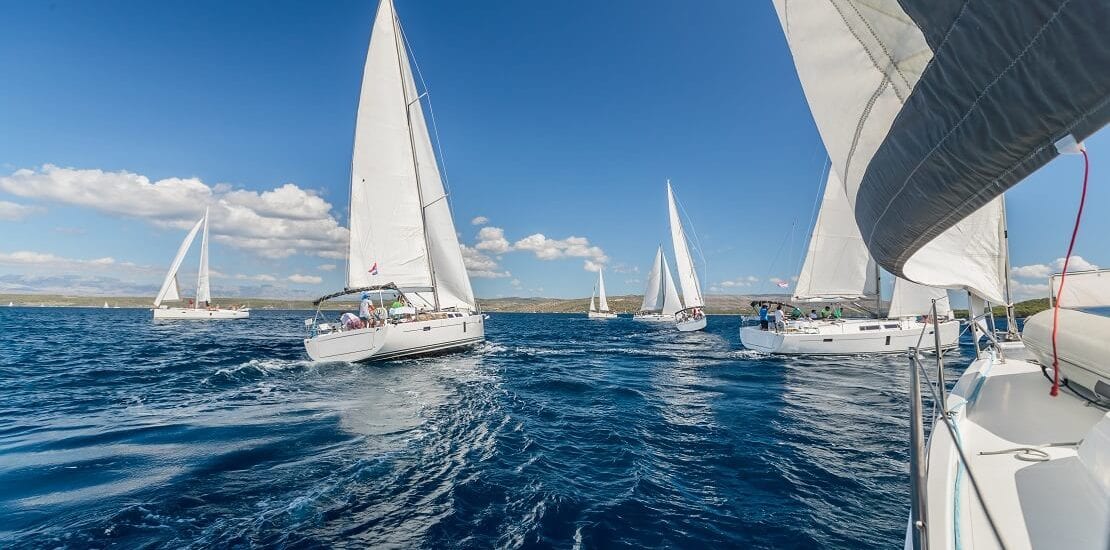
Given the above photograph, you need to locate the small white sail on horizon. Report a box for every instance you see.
[587,269,616,319]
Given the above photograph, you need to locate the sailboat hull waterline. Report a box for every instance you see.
[587,311,618,319]
[154,307,249,320]
[304,313,483,363]
[740,318,958,355]
[675,316,707,332]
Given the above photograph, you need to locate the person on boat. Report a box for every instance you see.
[341,312,363,330]
[822,305,832,319]
[773,305,785,331]
[791,305,803,319]
[758,303,769,330]
[809,309,819,321]
[359,292,374,327]
[833,305,843,319]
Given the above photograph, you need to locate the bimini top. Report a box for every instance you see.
[774,0,1109,301]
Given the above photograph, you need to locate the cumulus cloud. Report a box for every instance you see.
[1010,279,1052,301]
[460,244,511,278]
[510,278,522,288]
[717,275,760,288]
[475,226,512,254]
[0,165,348,260]
[0,200,42,221]
[317,264,337,271]
[0,250,116,267]
[288,274,323,284]
[471,216,489,226]
[512,233,608,271]
[1011,256,1099,280]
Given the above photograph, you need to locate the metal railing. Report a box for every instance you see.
[907,299,1009,550]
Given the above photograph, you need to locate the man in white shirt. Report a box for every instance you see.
[773,305,785,331]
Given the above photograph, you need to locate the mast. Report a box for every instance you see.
[658,245,666,312]
[390,1,439,310]
[874,261,882,319]
[1000,195,1019,340]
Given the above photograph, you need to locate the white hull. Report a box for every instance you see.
[633,312,673,322]
[740,318,959,355]
[587,310,618,319]
[304,313,484,363]
[676,317,707,332]
[153,307,249,320]
[916,344,1110,550]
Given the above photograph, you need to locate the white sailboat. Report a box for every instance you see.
[667,180,706,331]
[773,1,1109,548]
[634,245,682,322]
[587,269,617,319]
[303,0,483,362]
[739,170,959,355]
[7,302,12,307]
[103,302,109,309]
[153,208,248,320]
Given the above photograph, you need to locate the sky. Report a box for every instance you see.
[0,0,1105,301]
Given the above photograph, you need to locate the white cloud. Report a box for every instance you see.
[0,165,348,260]
[317,264,337,271]
[512,233,608,271]
[475,226,512,254]
[460,244,511,278]
[583,259,604,272]
[236,273,278,282]
[288,274,323,284]
[471,216,489,226]
[717,275,760,288]
[0,250,116,267]
[1011,280,1051,301]
[510,278,522,288]
[1012,256,1099,280]
[611,263,639,274]
[0,200,41,221]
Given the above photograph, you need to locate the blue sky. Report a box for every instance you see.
[0,0,1105,301]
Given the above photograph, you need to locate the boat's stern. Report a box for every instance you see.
[739,325,782,353]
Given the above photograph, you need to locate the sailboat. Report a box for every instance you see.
[739,170,960,355]
[773,1,1109,548]
[634,245,681,322]
[152,208,248,320]
[667,181,706,331]
[103,302,109,309]
[7,302,12,307]
[303,0,483,362]
[587,269,617,319]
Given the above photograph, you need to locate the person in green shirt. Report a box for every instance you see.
[833,305,843,319]
[791,305,803,319]
[390,298,405,309]
[820,306,831,319]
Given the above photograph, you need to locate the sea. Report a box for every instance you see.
[0,308,985,548]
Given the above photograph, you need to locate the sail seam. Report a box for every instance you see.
[842,0,914,95]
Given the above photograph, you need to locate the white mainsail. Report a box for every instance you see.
[667,181,703,308]
[597,269,610,312]
[660,257,681,316]
[640,247,664,312]
[346,0,474,312]
[887,277,952,319]
[794,169,878,302]
[196,208,211,306]
[154,217,204,307]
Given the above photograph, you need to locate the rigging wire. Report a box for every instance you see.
[1049,148,1089,397]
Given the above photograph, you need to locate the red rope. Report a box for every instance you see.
[1050,148,1090,397]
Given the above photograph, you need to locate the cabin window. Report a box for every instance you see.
[823,338,833,342]
[860,325,880,331]
[885,336,891,345]
[883,324,899,329]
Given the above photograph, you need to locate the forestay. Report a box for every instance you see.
[887,278,951,319]
[773,0,1109,301]
[154,217,204,307]
[667,181,703,308]
[793,170,877,302]
[346,0,474,311]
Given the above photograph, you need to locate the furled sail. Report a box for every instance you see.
[660,257,681,316]
[154,217,204,307]
[196,208,211,306]
[667,181,703,308]
[598,269,610,312]
[773,0,1109,300]
[640,247,664,312]
[887,278,952,319]
[346,0,475,311]
[794,170,878,302]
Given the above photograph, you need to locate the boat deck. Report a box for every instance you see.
[925,350,1109,549]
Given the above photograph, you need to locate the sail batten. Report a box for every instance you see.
[667,181,703,308]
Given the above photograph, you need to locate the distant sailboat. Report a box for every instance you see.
[587,269,617,319]
[7,302,12,307]
[667,181,706,331]
[103,301,109,309]
[634,245,681,322]
[152,207,248,320]
[302,0,483,362]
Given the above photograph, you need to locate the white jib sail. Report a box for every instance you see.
[667,181,703,308]
[589,288,596,312]
[154,217,204,307]
[794,169,878,302]
[347,0,432,292]
[661,255,682,316]
[196,208,211,306]
[887,277,952,319]
[640,247,664,312]
[598,269,610,312]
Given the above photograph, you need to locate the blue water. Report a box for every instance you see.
[0,309,979,548]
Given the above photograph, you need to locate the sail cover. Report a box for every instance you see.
[667,181,703,308]
[794,170,878,302]
[640,247,664,312]
[347,0,475,311]
[773,0,1109,300]
[887,277,952,319]
[196,208,211,305]
[154,217,204,307]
